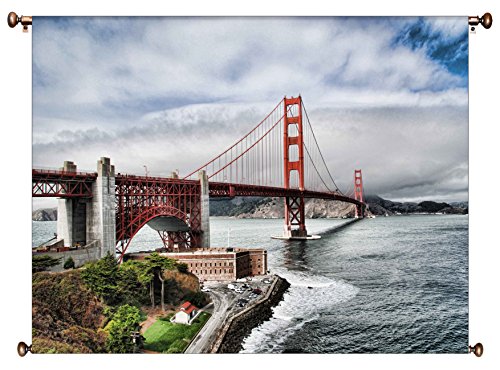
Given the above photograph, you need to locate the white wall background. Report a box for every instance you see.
[0,0,498,369]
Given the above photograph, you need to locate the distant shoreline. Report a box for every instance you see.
[33,212,468,222]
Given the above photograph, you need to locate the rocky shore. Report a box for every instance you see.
[210,275,290,353]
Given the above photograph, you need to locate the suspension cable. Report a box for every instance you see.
[208,105,292,180]
[302,100,344,195]
[302,142,335,193]
[183,99,284,179]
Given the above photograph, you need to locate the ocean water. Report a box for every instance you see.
[32,214,468,353]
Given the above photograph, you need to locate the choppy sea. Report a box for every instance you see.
[33,214,468,353]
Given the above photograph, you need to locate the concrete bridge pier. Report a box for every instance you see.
[87,157,116,257]
[56,157,116,259]
[199,170,210,248]
[57,161,88,247]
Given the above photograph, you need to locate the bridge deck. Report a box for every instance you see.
[32,169,363,207]
[32,169,97,198]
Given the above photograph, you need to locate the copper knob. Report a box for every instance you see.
[469,343,484,357]
[17,342,32,357]
[7,11,19,28]
[481,13,493,29]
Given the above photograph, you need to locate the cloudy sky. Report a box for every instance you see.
[33,16,468,206]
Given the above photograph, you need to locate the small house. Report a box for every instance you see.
[171,301,199,325]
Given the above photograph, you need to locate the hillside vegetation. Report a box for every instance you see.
[32,253,204,353]
[32,270,106,353]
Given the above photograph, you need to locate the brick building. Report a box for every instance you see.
[128,247,267,282]
[163,247,267,281]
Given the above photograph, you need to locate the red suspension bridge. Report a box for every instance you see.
[32,96,366,261]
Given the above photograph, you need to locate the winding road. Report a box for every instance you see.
[185,289,232,353]
[185,277,273,353]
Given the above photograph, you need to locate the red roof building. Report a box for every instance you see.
[180,301,198,315]
[172,301,200,325]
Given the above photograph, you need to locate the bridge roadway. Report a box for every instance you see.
[32,167,365,258]
[32,169,363,208]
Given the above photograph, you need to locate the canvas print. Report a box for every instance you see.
[31,17,468,354]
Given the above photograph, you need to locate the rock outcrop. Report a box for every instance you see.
[32,208,57,221]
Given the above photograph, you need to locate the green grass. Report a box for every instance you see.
[143,312,211,353]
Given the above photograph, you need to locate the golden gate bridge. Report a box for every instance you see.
[32,96,366,261]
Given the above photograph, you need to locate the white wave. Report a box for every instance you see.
[273,313,293,321]
[240,269,359,353]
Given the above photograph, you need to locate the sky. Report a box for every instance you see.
[32,16,468,207]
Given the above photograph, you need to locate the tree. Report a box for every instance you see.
[81,253,119,304]
[184,291,207,308]
[63,257,75,270]
[144,253,176,311]
[176,262,188,273]
[117,261,150,306]
[105,304,143,353]
[32,255,61,273]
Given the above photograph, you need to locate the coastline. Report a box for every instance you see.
[209,275,291,353]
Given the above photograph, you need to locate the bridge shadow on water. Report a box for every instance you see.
[316,218,361,237]
[281,219,361,271]
[282,240,309,272]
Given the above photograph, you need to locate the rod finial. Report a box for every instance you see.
[17,342,32,357]
[469,343,484,357]
[481,13,493,29]
[469,13,493,29]
[7,11,18,28]
[7,12,32,32]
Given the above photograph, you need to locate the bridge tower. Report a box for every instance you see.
[283,96,307,238]
[354,169,364,218]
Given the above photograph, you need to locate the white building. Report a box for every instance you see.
[171,301,199,325]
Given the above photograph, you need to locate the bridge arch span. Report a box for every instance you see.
[116,204,193,258]
[116,204,199,260]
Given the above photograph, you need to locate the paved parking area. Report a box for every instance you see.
[184,275,275,353]
[204,275,274,312]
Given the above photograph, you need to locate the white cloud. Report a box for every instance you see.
[33,17,468,202]
[426,17,468,39]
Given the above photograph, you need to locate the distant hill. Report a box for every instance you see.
[364,195,468,216]
[33,196,468,222]
[212,195,468,218]
[33,208,57,221]
[450,201,469,209]
[210,197,269,217]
